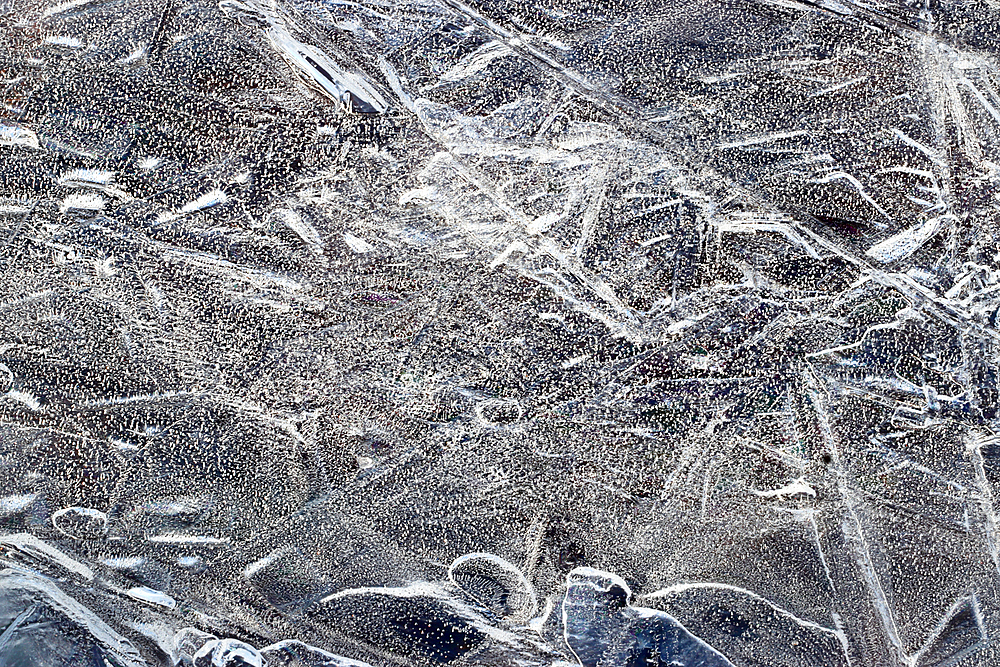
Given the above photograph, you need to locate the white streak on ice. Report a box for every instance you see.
[439,41,512,83]
[717,130,809,149]
[0,125,40,149]
[752,478,817,498]
[180,189,228,214]
[0,494,36,514]
[4,390,41,411]
[127,586,177,609]
[41,0,98,17]
[0,533,94,580]
[147,534,229,544]
[866,215,955,263]
[60,192,105,213]
[343,232,373,253]
[43,35,84,48]
[641,582,842,638]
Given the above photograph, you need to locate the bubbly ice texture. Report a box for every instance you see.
[1,0,999,664]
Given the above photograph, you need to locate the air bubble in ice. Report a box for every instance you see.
[448,552,537,621]
[51,507,109,539]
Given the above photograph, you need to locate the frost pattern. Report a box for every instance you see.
[1,0,999,665]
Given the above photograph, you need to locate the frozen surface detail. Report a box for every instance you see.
[1,0,999,664]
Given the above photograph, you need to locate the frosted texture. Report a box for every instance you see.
[1,0,999,665]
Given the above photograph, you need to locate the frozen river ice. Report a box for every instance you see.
[1,0,1000,664]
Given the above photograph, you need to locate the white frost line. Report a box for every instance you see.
[58,169,114,186]
[243,550,282,579]
[489,240,531,269]
[714,220,822,259]
[808,515,854,666]
[876,166,938,180]
[811,76,867,97]
[271,208,324,253]
[266,25,388,112]
[804,368,907,663]
[890,129,946,167]
[0,494,37,514]
[343,232,373,253]
[83,390,195,407]
[640,233,673,247]
[667,313,710,334]
[641,582,841,638]
[180,189,227,214]
[0,289,52,310]
[809,171,889,219]
[865,215,955,264]
[41,0,98,18]
[161,248,302,292]
[805,341,863,358]
[0,125,41,150]
[321,581,448,603]
[526,211,560,235]
[716,130,809,149]
[320,581,534,648]
[639,199,684,215]
[126,586,176,609]
[102,556,145,569]
[561,354,589,369]
[958,78,1000,125]
[967,434,1000,581]
[752,478,816,498]
[60,192,105,213]
[43,35,84,48]
[57,169,130,199]
[156,190,228,222]
[4,390,41,411]
[0,533,94,580]
[573,165,610,259]
[146,534,229,545]
[439,41,512,83]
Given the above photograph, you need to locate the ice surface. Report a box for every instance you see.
[1,0,999,664]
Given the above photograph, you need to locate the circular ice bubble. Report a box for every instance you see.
[448,552,537,621]
[193,638,264,667]
[51,507,108,539]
